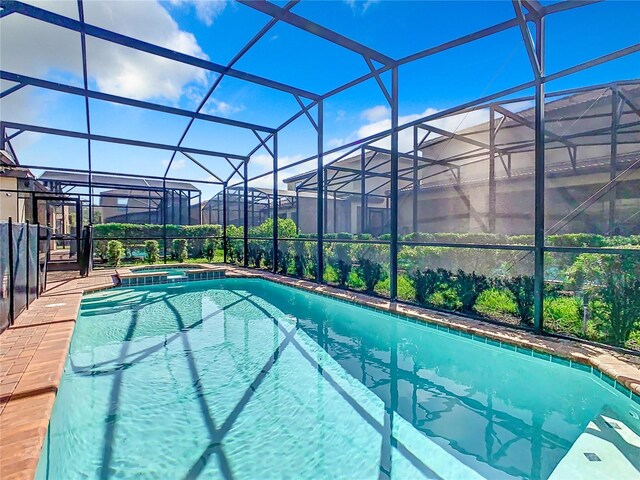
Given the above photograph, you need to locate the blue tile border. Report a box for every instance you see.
[119,269,225,288]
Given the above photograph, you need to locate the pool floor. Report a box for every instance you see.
[36,279,640,479]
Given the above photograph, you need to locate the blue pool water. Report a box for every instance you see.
[37,278,639,479]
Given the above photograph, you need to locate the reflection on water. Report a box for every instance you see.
[38,279,639,480]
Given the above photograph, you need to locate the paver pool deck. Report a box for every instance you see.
[1,265,639,479]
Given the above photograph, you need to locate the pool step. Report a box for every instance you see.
[549,407,640,480]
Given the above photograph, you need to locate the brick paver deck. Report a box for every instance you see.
[1,265,639,480]
[0,270,116,480]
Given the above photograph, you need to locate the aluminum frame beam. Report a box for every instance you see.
[3,121,248,161]
[2,0,320,100]
[238,0,394,66]
[0,72,276,133]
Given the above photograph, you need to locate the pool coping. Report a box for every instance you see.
[116,263,224,277]
[1,265,639,479]
[117,264,226,287]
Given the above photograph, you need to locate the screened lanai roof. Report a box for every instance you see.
[1,0,639,195]
[285,81,640,196]
[38,171,199,192]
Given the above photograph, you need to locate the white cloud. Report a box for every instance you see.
[1,0,209,103]
[361,105,390,122]
[248,153,306,189]
[169,0,228,27]
[328,105,492,156]
[345,0,381,14]
[204,98,245,116]
[328,138,346,149]
[162,158,187,171]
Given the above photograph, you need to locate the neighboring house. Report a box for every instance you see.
[279,82,640,237]
[0,150,48,223]
[202,187,349,233]
[38,172,202,226]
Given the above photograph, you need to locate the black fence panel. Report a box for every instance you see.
[0,221,51,333]
[12,223,28,321]
[0,223,9,332]
[28,224,39,300]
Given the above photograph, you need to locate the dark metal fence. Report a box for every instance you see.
[0,218,51,332]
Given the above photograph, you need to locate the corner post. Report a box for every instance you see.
[489,105,496,233]
[609,86,620,234]
[390,66,399,301]
[412,125,419,234]
[36,222,40,298]
[317,100,324,284]
[533,16,546,334]
[243,163,249,267]
[273,133,278,273]
[360,147,366,233]
[222,185,228,263]
[162,179,167,264]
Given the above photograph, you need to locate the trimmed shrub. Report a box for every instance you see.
[203,238,218,262]
[172,239,188,262]
[565,250,640,346]
[428,287,462,311]
[374,275,415,301]
[409,268,452,306]
[225,225,244,264]
[500,275,535,326]
[292,240,307,277]
[474,288,517,319]
[455,270,491,314]
[323,264,339,284]
[354,241,388,293]
[347,271,366,290]
[95,240,108,262]
[326,233,353,286]
[543,296,583,337]
[277,240,293,275]
[248,241,265,268]
[107,240,125,266]
[144,240,159,264]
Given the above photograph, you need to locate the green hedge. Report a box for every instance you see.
[92,220,639,350]
[94,223,222,260]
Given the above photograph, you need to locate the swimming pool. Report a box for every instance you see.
[36,278,639,479]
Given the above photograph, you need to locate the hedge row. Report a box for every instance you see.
[92,221,639,349]
[94,223,223,259]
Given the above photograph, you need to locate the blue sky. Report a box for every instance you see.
[1,0,639,199]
